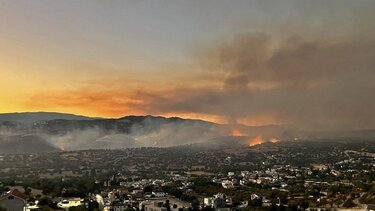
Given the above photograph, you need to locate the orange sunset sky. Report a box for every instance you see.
[1,1,375,128]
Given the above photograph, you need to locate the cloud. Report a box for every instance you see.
[24,85,144,117]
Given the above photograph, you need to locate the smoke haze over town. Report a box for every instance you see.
[1,1,375,211]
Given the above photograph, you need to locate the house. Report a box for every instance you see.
[250,193,260,201]
[204,197,214,208]
[141,198,191,211]
[57,198,83,209]
[152,191,167,198]
[311,164,328,171]
[0,189,28,211]
[112,201,127,211]
[367,204,375,211]
[142,201,167,211]
[24,201,41,211]
[204,193,229,209]
[221,180,234,189]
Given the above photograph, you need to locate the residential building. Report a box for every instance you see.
[0,189,27,211]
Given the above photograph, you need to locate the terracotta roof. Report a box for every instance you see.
[9,189,28,200]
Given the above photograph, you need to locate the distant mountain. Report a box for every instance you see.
[27,115,221,148]
[118,115,213,125]
[0,112,96,123]
[0,112,223,152]
[1,111,374,153]
[29,115,215,135]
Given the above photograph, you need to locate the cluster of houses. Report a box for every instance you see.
[97,189,192,211]
[0,189,84,211]
[0,155,374,211]
[203,193,232,210]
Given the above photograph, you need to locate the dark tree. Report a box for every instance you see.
[299,200,309,210]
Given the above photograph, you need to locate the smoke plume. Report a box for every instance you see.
[133,33,375,130]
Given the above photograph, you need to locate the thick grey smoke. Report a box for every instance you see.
[129,119,224,147]
[43,128,107,150]
[132,33,375,130]
[41,120,224,150]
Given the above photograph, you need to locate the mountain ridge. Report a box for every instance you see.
[0,112,375,153]
[0,112,98,122]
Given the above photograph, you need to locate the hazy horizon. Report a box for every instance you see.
[1,0,375,130]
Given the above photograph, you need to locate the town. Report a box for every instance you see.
[3,0,375,210]
[0,139,374,211]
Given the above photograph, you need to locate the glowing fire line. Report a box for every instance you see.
[231,128,281,146]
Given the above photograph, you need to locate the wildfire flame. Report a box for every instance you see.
[231,129,243,137]
[230,128,280,147]
[248,136,280,146]
[270,137,280,143]
[248,136,264,146]
[58,143,65,151]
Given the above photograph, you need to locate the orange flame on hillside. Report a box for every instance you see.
[248,136,264,146]
[270,137,280,143]
[231,128,280,146]
[231,129,243,136]
[248,136,280,146]
[58,143,65,151]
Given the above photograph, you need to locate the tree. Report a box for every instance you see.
[38,197,53,207]
[287,201,298,211]
[163,200,171,211]
[23,184,31,195]
[180,194,197,202]
[69,206,87,211]
[299,200,309,210]
[269,203,278,211]
[201,207,215,211]
[24,187,32,195]
[143,185,154,193]
[163,186,182,198]
[249,198,263,207]
[343,199,356,208]
[190,200,200,211]
[88,200,99,211]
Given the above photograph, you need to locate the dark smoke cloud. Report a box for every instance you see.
[133,33,375,130]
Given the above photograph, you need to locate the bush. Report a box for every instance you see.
[343,199,356,208]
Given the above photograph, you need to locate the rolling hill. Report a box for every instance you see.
[0,112,374,153]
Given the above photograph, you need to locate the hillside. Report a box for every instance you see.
[0,112,374,153]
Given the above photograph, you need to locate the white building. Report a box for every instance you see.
[221,180,234,189]
[203,193,229,209]
[57,198,83,209]
[152,192,167,198]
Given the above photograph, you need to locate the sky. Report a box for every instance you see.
[1,0,375,129]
